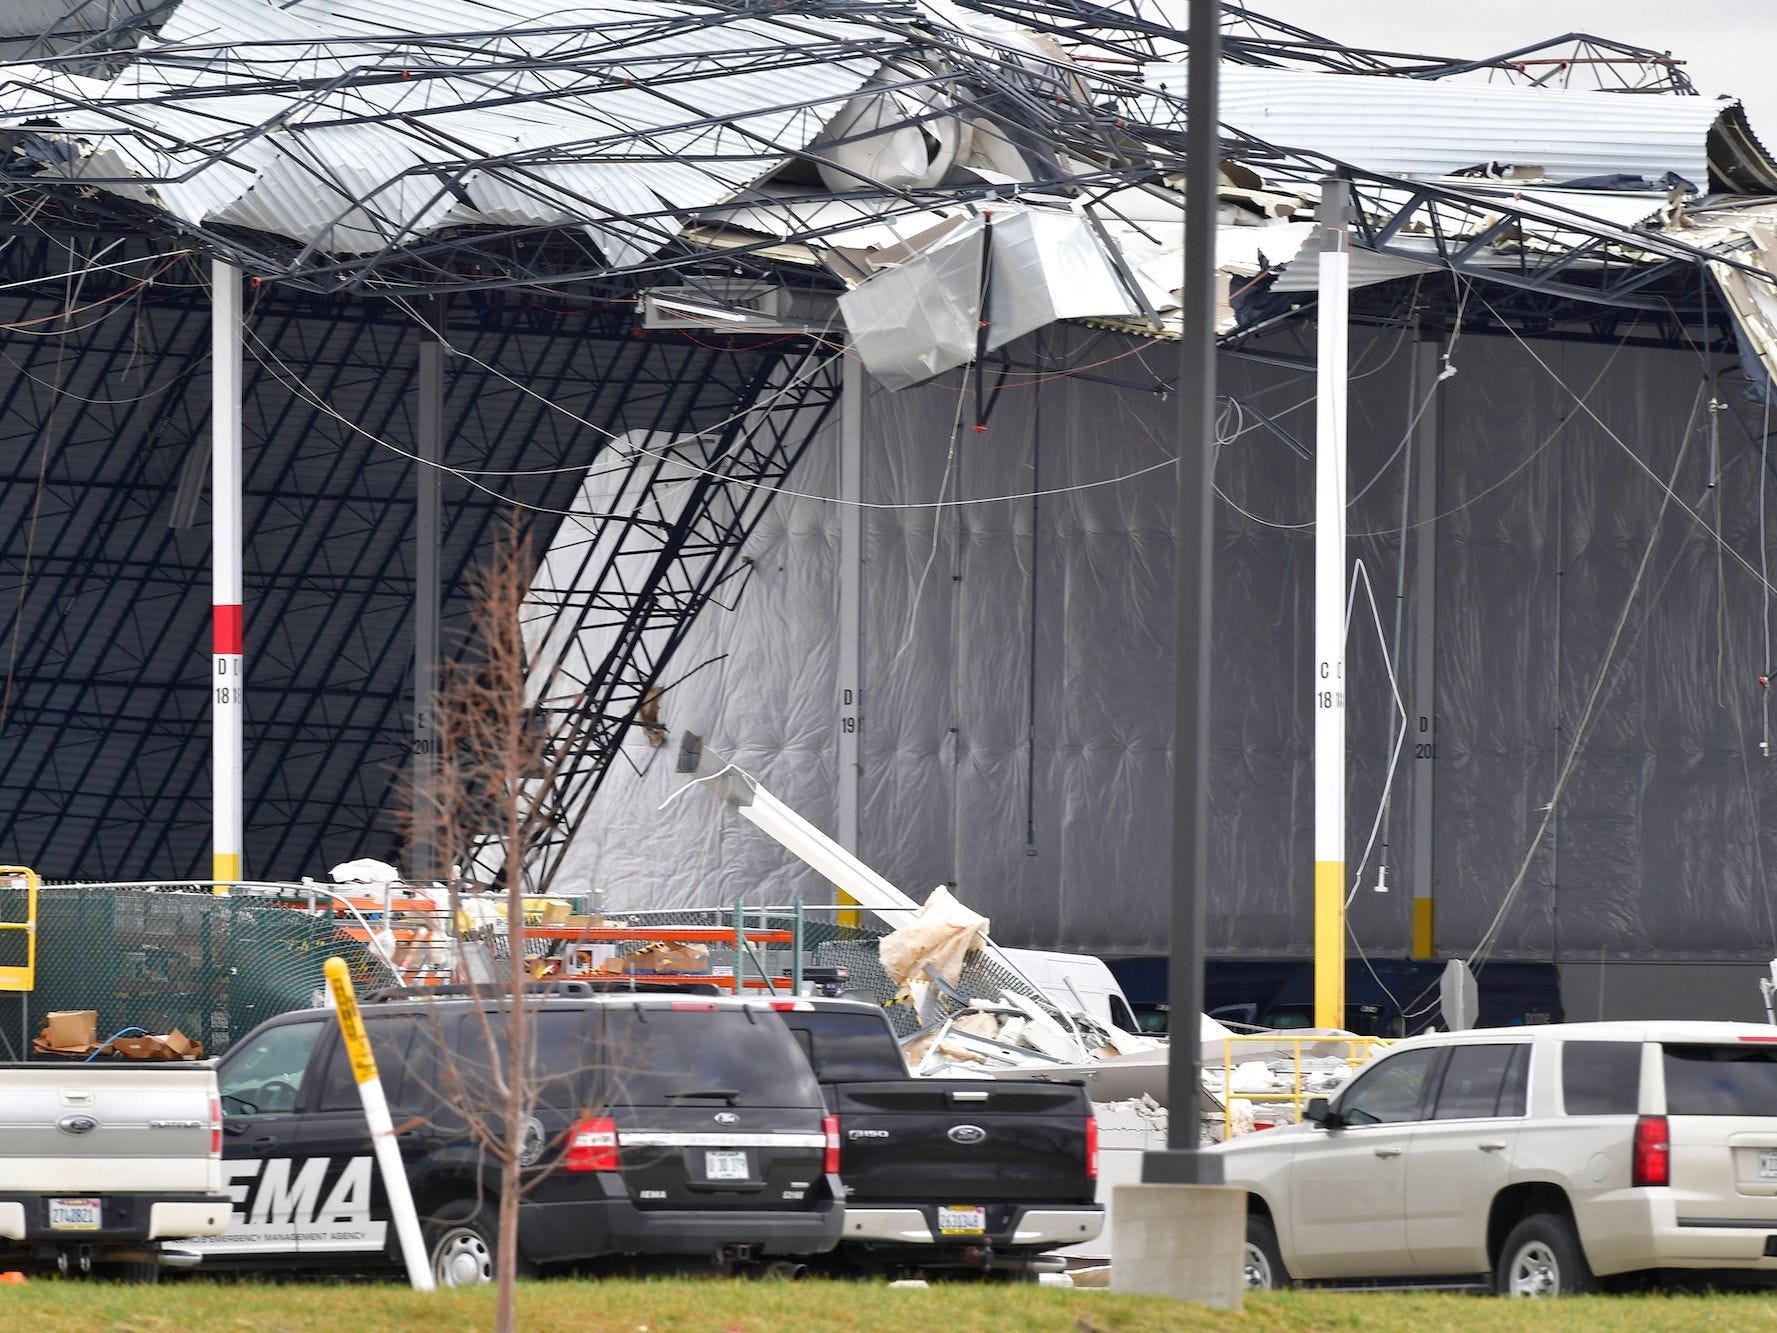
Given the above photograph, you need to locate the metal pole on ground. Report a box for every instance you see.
[211,261,244,896]
[323,956,434,1291]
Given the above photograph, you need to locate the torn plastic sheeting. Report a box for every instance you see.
[877,883,990,992]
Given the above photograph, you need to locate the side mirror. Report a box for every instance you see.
[1303,1096,1338,1128]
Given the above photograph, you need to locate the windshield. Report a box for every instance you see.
[783,1011,906,1082]
[603,1007,822,1109]
[217,1020,321,1116]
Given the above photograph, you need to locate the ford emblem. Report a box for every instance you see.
[58,1114,99,1136]
[946,1124,986,1146]
[518,1116,546,1167]
[714,1111,740,1125]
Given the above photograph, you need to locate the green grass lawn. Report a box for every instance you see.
[4,1281,1777,1332]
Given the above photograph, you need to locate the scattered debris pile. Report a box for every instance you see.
[33,1009,204,1060]
[1204,1051,1364,1135]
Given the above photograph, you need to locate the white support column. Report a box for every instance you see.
[1313,182,1350,1029]
[211,260,244,894]
[1409,334,1441,958]
[835,354,864,926]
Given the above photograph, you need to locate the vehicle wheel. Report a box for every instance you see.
[1244,1215,1288,1291]
[1496,1213,1596,1297]
[426,1198,533,1288]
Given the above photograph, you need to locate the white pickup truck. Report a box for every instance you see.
[2,1061,232,1279]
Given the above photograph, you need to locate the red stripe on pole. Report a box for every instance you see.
[213,604,243,655]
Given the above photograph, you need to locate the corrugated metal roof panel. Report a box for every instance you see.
[2,0,885,258]
[1144,63,1727,186]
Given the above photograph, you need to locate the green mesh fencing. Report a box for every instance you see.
[0,888,387,1061]
[0,890,1048,1062]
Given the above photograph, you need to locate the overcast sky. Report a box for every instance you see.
[1250,2,1777,145]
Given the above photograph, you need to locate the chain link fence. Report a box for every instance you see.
[0,889,1043,1059]
[0,887,386,1060]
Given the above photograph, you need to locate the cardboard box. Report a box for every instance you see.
[609,942,711,975]
[111,1029,201,1061]
[42,1010,97,1051]
[651,943,711,974]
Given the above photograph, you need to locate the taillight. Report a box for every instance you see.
[1633,1114,1669,1187]
[823,1114,841,1175]
[565,1116,621,1172]
[1085,1114,1099,1180]
[769,1000,814,1012]
[209,1094,222,1157]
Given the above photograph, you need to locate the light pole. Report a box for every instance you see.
[1143,0,1221,1185]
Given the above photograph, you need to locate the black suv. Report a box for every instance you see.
[179,987,842,1283]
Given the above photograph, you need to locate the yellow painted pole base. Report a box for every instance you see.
[1411,897,1435,960]
[212,852,240,895]
[1314,860,1344,1030]
[836,889,859,930]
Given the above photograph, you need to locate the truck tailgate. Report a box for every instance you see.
[832,1080,1094,1203]
[2,1063,220,1194]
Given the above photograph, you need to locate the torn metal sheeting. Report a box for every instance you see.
[1147,62,1731,188]
[0,0,886,261]
[838,214,986,392]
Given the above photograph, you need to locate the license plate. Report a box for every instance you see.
[705,1150,749,1181]
[938,1204,985,1235]
[51,1198,101,1231]
[1760,1150,1777,1180]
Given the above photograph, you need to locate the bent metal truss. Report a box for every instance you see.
[1,0,1775,887]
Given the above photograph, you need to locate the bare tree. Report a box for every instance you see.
[412,515,578,1330]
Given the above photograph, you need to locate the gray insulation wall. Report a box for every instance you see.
[561,322,1777,965]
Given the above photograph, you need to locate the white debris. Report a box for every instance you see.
[329,857,402,884]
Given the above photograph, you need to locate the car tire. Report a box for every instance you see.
[426,1198,534,1288]
[1244,1215,1288,1291]
[1495,1212,1596,1297]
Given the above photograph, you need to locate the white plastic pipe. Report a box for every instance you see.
[323,956,433,1291]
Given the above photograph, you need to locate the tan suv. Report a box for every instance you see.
[1214,1021,1777,1295]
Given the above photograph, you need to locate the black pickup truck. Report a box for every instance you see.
[770,998,1102,1277]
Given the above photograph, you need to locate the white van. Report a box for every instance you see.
[999,949,1140,1031]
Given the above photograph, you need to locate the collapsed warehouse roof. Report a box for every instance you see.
[4,0,1777,892]
[3,2,1776,345]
